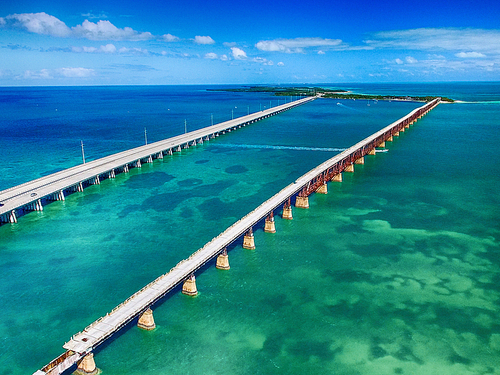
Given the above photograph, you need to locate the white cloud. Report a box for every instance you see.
[20,67,95,79]
[205,52,218,59]
[162,33,179,42]
[255,37,344,53]
[456,51,486,58]
[365,28,500,54]
[395,58,404,64]
[406,56,418,63]
[100,43,117,53]
[72,20,153,41]
[220,54,228,61]
[231,47,247,59]
[223,42,237,47]
[277,62,284,66]
[118,47,148,55]
[318,50,325,55]
[1,12,71,37]
[0,12,153,41]
[194,35,215,45]
[58,67,95,77]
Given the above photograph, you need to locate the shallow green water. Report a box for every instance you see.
[0,86,499,375]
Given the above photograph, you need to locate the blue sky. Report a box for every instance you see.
[1,0,500,85]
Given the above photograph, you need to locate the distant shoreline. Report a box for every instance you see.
[208,86,455,103]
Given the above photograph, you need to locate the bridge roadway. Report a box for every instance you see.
[33,98,441,375]
[0,96,315,224]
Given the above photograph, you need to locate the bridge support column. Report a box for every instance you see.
[167,149,173,156]
[216,248,230,270]
[138,308,156,330]
[331,173,342,182]
[9,210,17,224]
[158,152,164,159]
[77,182,84,192]
[243,228,256,250]
[378,141,386,148]
[316,182,328,194]
[387,135,393,142]
[109,169,115,179]
[394,131,400,137]
[58,190,65,201]
[282,200,293,220]
[147,155,153,163]
[74,353,99,375]
[35,199,43,211]
[136,160,142,168]
[92,176,100,185]
[176,146,182,152]
[295,195,309,209]
[124,164,129,173]
[264,213,276,233]
[355,157,364,165]
[345,164,354,173]
[182,274,198,296]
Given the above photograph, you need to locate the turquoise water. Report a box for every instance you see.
[0,84,499,375]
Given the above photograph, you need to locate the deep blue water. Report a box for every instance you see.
[0,83,499,375]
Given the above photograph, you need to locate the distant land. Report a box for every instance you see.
[208,86,455,103]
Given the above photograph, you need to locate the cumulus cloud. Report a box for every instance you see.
[255,37,344,53]
[456,51,486,58]
[395,58,404,64]
[162,33,179,42]
[72,20,153,41]
[194,35,215,44]
[406,56,418,63]
[277,62,284,66]
[318,50,325,55]
[231,47,247,59]
[0,12,71,37]
[0,12,154,41]
[204,52,218,59]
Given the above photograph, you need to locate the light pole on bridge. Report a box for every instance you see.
[81,140,86,164]
[144,128,148,145]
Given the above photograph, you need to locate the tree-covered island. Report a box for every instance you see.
[208,86,454,103]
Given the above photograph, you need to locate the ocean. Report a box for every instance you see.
[0,83,499,375]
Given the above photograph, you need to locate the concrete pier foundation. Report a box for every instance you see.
[35,199,43,211]
[243,228,256,250]
[368,149,376,155]
[264,214,276,233]
[74,353,99,375]
[108,169,115,179]
[387,135,393,142]
[216,248,230,270]
[316,182,328,194]
[92,176,100,185]
[136,160,142,168]
[331,173,342,182]
[147,155,153,163]
[345,164,354,173]
[9,210,17,223]
[58,190,65,201]
[137,308,156,330]
[182,275,198,296]
[355,157,364,165]
[124,164,129,173]
[378,141,386,148]
[295,196,309,208]
[282,205,293,220]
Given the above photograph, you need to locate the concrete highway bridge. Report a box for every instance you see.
[0,95,314,224]
[30,98,440,375]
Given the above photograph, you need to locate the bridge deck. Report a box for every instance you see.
[62,98,440,355]
[0,96,314,221]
